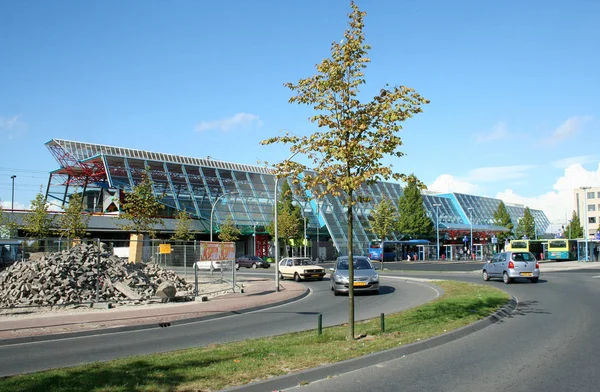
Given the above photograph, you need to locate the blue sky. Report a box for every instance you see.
[0,0,598,232]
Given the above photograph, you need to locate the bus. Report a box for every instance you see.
[508,240,547,259]
[368,239,431,261]
[547,239,577,261]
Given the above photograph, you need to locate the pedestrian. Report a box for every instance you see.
[594,246,599,262]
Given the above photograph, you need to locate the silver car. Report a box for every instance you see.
[482,251,540,284]
[330,256,380,295]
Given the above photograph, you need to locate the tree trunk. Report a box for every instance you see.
[347,192,355,340]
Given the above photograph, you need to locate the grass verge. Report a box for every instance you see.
[0,280,509,392]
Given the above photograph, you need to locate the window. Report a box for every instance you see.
[589,204,596,212]
[590,217,597,224]
[597,192,600,198]
[588,192,595,199]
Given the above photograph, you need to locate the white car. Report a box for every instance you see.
[278,257,326,282]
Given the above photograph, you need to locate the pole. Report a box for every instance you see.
[253,222,257,256]
[10,175,16,211]
[274,176,281,292]
[433,203,441,260]
[303,214,307,257]
[316,201,320,261]
[468,207,474,260]
[582,187,590,261]
[274,151,300,292]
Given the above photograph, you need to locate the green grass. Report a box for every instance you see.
[0,281,509,392]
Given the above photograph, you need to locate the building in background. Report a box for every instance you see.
[33,139,550,257]
[574,187,600,239]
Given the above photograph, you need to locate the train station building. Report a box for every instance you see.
[37,139,550,259]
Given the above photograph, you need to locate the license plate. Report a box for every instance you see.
[354,282,367,287]
[311,274,320,277]
[521,272,533,277]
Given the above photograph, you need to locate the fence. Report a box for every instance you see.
[0,237,240,309]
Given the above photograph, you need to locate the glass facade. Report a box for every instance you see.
[44,139,550,255]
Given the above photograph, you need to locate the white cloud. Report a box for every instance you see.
[0,200,27,210]
[553,155,598,169]
[195,113,263,132]
[496,163,600,232]
[0,114,21,130]
[428,163,600,234]
[474,121,510,143]
[428,174,479,194]
[467,165,535,182]
[545,115,592,145]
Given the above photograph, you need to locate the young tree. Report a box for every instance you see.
[515,207,535,240]
[261,3,429,340]
[171,210,196,241]
[57,192,90,240]
[396,179,434,239]
[218,216,241,242]
[117,170,165,238]
[22,190,56,251]
[492,201,514,245]
[266,181,303,253]
[368,197,398,267]
[564,211,583,239]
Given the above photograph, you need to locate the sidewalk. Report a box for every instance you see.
[0,279,308,345]
[538,259,600,272]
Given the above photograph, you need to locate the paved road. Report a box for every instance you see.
[0,276,438,377]
[285,270,600,392]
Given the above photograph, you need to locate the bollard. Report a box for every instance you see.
[380,313,385,333]
[317,313,323,335]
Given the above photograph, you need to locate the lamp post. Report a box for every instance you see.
[290,196,308,257]
[274,151,300,292]
[10,175,16,211]
[468,207,474,260]
[210,192,239,242]
[253,222,257,256]
[581,186,590,261]
[433,203,441,260]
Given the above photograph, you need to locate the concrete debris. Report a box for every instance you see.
[0,243,193,307]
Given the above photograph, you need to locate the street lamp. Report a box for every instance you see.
[274,151,300,292]
[210,192,239,242]
[468,207,474,260]
[253,222,257,256]
[581,186,590,261]
[10,175,16,211]
[290,196,308,257]
[433,203,441,260]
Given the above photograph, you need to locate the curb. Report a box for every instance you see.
[222,296,518,392]
[0,287,310,347]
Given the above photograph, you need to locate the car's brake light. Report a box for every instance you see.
[508,261,514,269]
[536,262,540,269]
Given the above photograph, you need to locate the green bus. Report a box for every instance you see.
[508,240,548,259]
[547,239,577,261]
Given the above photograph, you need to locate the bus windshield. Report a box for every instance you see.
[511,241,528,250]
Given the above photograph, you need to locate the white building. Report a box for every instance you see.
[574,187,600,239]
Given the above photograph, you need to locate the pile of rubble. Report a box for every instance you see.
[0,243,194,308]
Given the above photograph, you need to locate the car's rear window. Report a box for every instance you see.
[512,252,536,262]
[336,258,372,270]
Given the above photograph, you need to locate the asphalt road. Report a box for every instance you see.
[0,275,439,377]
[285,270,600,392]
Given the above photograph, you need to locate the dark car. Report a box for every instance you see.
[235,255,270,269]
